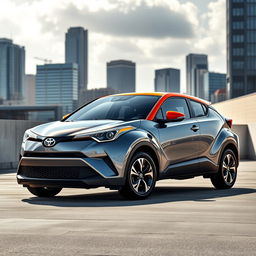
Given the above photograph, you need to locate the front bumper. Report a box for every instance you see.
[17,157,125,189]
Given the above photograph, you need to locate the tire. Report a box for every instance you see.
[27,186,62,197]
[119,152,157,200]
[211,149,238,189]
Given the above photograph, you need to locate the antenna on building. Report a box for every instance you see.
[34,57,52,64]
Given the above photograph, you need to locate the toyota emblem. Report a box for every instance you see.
[43,138,56,147]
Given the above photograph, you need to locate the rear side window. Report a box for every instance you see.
[160,98,190,119]
[190,100,207,117]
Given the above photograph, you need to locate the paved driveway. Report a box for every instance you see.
[0,161,255,255]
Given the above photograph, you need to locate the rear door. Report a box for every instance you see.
[157,97,201,176]
[188,100,224,161]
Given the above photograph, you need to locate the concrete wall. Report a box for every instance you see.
[213,93,256,125]
[0,120,43,169]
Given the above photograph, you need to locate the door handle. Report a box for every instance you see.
[191,125,199,132]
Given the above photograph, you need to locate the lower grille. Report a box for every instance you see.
[19,166,98,179]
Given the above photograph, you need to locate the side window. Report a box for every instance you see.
[190,100,207,117]
[155,108,164,120]
[160,98,190,119]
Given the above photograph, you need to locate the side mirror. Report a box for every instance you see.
[62,113,70,120]
[166,111,185,122]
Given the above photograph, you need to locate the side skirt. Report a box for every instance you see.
[159,157,218,180]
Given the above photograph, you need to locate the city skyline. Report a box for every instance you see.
[0,0,226,92]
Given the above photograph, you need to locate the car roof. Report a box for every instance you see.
[112,92,210,106]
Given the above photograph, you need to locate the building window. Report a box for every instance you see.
[232,8,244,16]
[247,4,256,16]
[247,44,256,56]
[233,48,244,56]
[247,17,256,29]
[247,0,256,3]
[233,34,244,42]
[232,61,244,69]
[233,21,244,29]
[247,31,256,42]
[232,0,244,2]
[247,58,256,69]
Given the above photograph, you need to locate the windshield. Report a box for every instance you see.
[66,95,160,121]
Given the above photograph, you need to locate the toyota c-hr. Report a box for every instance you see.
[17,93,239,199]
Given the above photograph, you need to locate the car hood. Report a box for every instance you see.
[31,120,140,137]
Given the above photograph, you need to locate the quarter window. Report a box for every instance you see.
[160,98,190,119]
[190,100,207,117]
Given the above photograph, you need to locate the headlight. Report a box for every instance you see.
[22,130,37,143]
[73,126,135,142]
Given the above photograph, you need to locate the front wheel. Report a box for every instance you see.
[211,149,238,189]
[119,152,157,200]
[27,186,62,197]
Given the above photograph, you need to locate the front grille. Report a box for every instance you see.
[24,152,85,158]
[19,166,98,179]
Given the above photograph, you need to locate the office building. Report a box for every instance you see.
[24,74,35,105]
[107,60,136,93]
[186,54,208,98]
[78,87,118,107]
[0,38,25,101]
[154,68,180,93]
[203,72,226,102]
[36,63,78,115]
[227,0,256,98]
[65,27,88,91]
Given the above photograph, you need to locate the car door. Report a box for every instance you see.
[188,100,224,172]
[156,97,201,177]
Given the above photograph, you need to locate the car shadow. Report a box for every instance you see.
[22,186,256,207]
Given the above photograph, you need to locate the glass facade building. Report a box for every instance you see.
[36,63,78,115]
[107,60,136,93]
[154,68,180,93]
[0,38,25,101]
[227,0,256,98]
[65,27,88,92]
[186,54,208,99]
[203,72,227,102]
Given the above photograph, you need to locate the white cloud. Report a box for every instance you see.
[0,0,226,92]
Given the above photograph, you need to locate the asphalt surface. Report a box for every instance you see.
[0,161,255,256]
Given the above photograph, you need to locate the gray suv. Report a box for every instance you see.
[17,93,239,199]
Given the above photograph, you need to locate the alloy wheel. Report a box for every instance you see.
[222,153,236,185]
[130,157,154,195]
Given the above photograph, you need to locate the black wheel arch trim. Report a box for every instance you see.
[124,141,161,180]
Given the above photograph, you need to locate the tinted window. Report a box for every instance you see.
[66,95,160,121]
[190,100,206,117]
[160,98,190,119]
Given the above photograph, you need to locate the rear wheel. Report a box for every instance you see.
[119,152,157,200]
[211,149,237,189]
[27,186,62,197]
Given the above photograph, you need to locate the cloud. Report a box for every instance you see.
[0,0,226,93]
[40,1,195,39]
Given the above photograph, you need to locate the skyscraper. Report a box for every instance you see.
[186,54,208,98]
[0,38,25,101]
[65,27,88,91]
[36,63,78,114]
[154,68,180,93]
[203,72,226,102]
[227,0,256,99]
[107,60,136,93]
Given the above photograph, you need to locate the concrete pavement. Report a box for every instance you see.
[0,161,255,255]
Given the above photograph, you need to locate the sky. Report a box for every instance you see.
[0,0,226,92]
